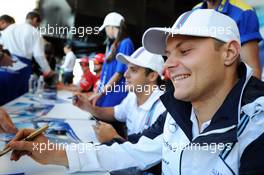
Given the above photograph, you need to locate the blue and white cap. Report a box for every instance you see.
[142,9,240,55]
[116,47,164,76]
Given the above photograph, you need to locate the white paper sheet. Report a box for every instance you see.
[44,103,92,120]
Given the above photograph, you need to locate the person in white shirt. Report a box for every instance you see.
[0,11,52,105]
[0,11,51,74]
[73,47,166,143]
[61,42,76,84]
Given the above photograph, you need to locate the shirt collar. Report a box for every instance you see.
[200,0,230,14]
[161,62,249,143]
[139,88,164,110]
[190,108,211,138]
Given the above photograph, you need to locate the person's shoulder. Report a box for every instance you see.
[120,37,133,45]
[18,23,40,36]
[68,51,76,58]
[229,0,253,11]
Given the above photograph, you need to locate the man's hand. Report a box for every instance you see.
[92,121,123,143]
[73,93,95,112]
[0,108,17,133]
[43,71,55,78]
[88,92,103,106]
[56,82,65,90]
[8,128,68,166]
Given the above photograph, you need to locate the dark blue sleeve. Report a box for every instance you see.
[239,132,264,175]
[115,38,134,74]
[238,10,262,44]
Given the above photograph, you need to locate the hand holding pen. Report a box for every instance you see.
[0,124,49,157]
[0,124,69,166]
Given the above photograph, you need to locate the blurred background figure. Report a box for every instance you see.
[0,14,15,31]
[57,53,105,93]
[0,11,52,105]
[92,53,104,92]
[92,12,134,107]
[61,42,76,85]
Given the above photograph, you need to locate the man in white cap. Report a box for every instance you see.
[73,47,166,143]
[8,9,264,175]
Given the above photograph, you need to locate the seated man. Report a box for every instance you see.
[92,53,104,92]
[74,47,166,143]
[7,9,264,175]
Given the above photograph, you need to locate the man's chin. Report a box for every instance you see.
[173,92,189,102]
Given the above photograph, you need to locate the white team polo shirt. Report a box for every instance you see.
[114,88,166,135]
[61,51,76,72]
[0,23,51,72]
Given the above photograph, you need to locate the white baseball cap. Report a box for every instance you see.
[99,12,124,31]
[142,9,240,55]
[116,47,164,76]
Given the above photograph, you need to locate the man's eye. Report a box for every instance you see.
[181,49,191,55]
[130,69,137,73]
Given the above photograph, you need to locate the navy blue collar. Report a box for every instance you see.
[161,63,247,143]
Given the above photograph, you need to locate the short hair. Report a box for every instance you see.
[26,11,41,23]
[145,68,165,87]
[64,42,74,49]
[0,15,15,24]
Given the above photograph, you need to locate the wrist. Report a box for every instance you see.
[52,149,69,167]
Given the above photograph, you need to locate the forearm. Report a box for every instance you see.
[35,55,51,73]
[51,150,69,167]
[66,135,162,173]
[92,107,115,122]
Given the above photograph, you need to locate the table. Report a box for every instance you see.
[0,90,109,175]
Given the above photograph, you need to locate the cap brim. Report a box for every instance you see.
[99,24,105,31]
[116,53,143,68]
[142,27,172,55]
[143,27,240,56]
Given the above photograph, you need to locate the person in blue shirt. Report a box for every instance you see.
[194,0,263,79]
[90,12,134,107]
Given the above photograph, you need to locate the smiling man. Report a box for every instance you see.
[8,9,264,175]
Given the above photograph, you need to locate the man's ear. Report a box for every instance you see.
[224,40,241,66]
[147,71,159,83]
